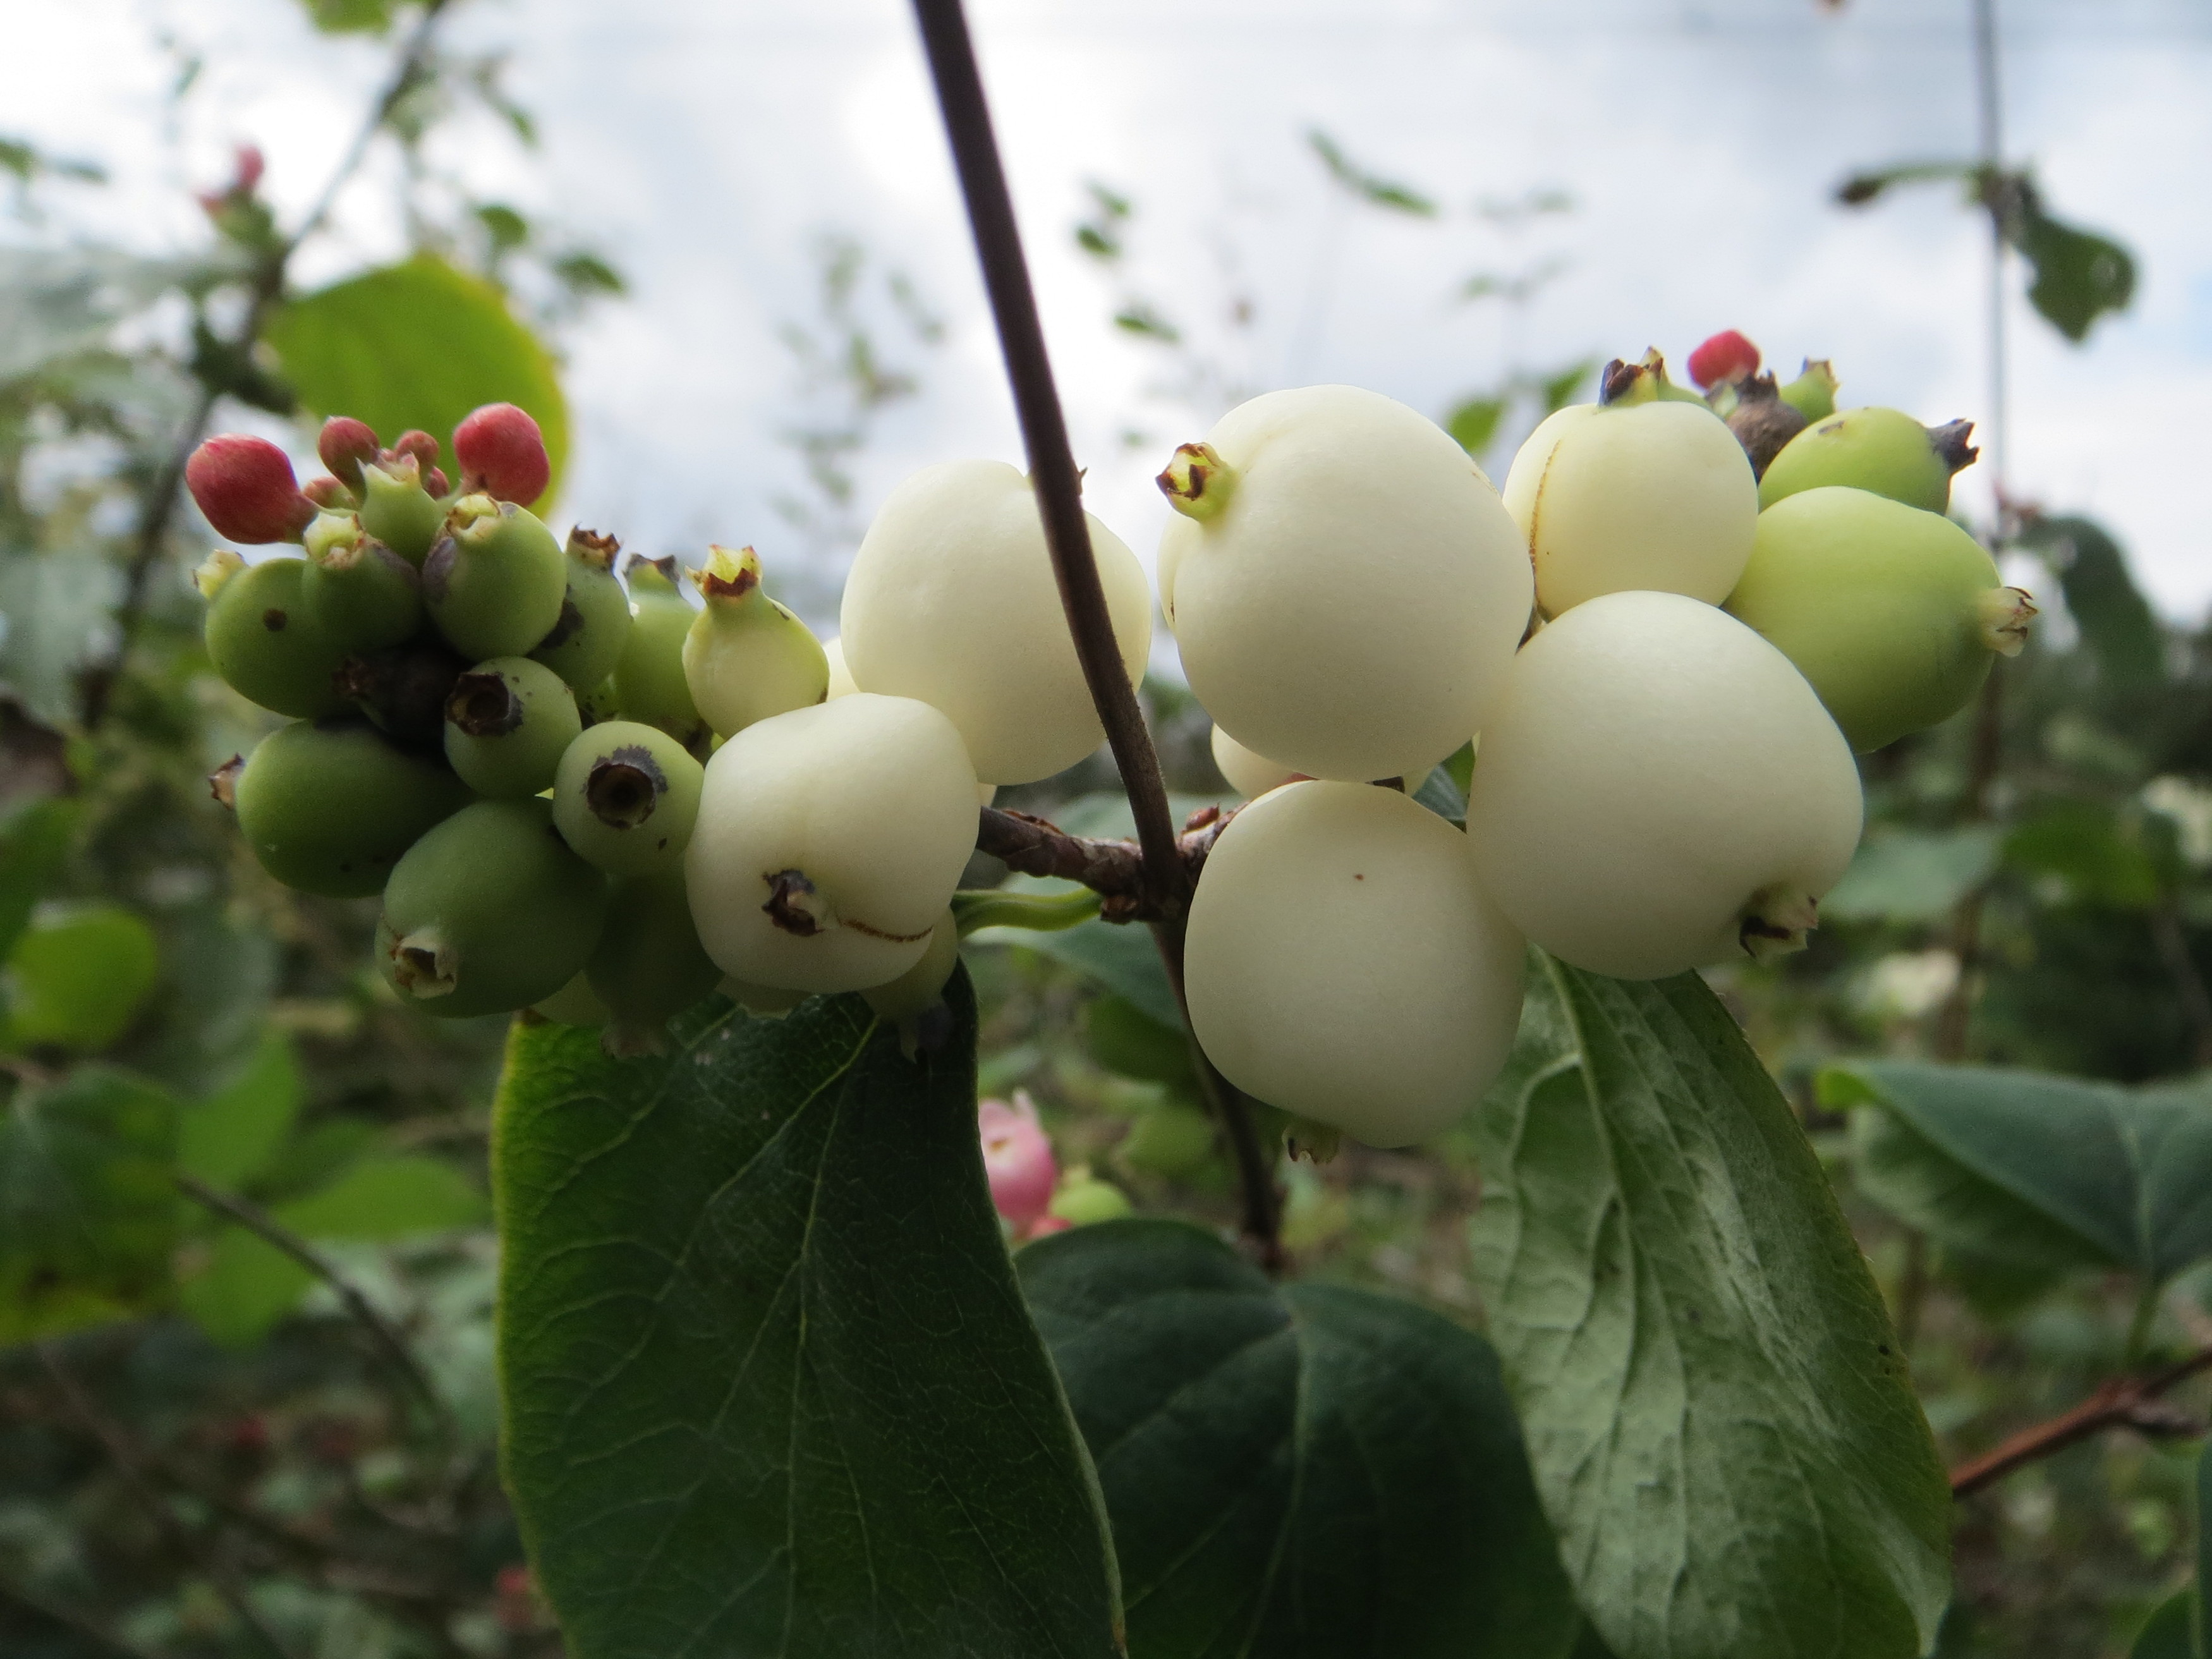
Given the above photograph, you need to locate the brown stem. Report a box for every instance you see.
[908,0,1183,913]
[1950,1342,2212,1498]
[37,1344,301,1659]
[80,1,452,731]
[176,1174,453,1442]
[976,802,1238,923]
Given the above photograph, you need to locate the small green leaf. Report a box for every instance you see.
[274,1154,487,1241]
[495,975,1121,1658]
[1822,826,2002,925]
[178,1029,301,1191]
[178,1224,315,1348]
[1021,1219,1579,1658]
[296,0,394,32]
[475,203,532,254]
[1473,957,1952,1659]
[264,255,568,501]
[1307,130,1438,216]
[0,1066,177,1342]
[1447,396,1507,456]
[2014,515,2163,690]
[3,904,159,1054]
[1086,994,1196,1088]
[1823,1061,2212,1284]
[2010,200,2136,343]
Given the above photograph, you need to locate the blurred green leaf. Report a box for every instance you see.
[1112,302,1180,343]
[475,203,531,255]
[973,918,1182,1031]
[178,1224,314,1348]
[1085,992,1194,1088]
[2127,1589,2197,1659]
[178,1030,301,1191]
[0,246,197,381]
[1472,957,1952,1659]
[1411,762,1466,826]
[274,1154,487,1242]
[3,904,159,1054]
[2007,799,2165,909]
[133,902,279,1092]
[2010,198,2136,344]
[1538,360,1593,413]
[0,799,76,967]
[264,254,568,502]
[1823,826,2002,925]
[1308,129,1438,216]
[1824,1061,2212,1284]
[0,544,125,724]
[1446,396,1506,456]
[495,976,1122,1656]
[296,0,393,34]
[1021,1218,1579,1658]
[1114,1102,1215,1177]
[2015,514,2163,690]
[549,250,625,298]
[0,1066,176,1342]
[257,1117,379,1200]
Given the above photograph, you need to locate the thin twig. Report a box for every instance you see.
[82,0,453,731]
[1950,1342,2212,1498]
[908,0,1183,912]
[36,1345,301,1659]
[975,802,1239,921]
[176,1174,454,1441]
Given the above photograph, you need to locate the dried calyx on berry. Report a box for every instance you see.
[551,720,704,877]
[186,435,317,545]
[682,544,829,739]
[454,402,551,507]
[1721,372,1809,479]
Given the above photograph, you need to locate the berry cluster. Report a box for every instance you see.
[193,331,2033,1142]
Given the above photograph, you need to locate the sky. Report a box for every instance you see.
[9,0,2212,635]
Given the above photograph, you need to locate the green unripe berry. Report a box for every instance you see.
[1758,406,1979,514]
[301,513,423,654]
[334,637,468,751]
[612,555,708,755]
[550,720,704,877]
[577,676,620,725]
[358,455,447,566]
[859,908,959,1024]
[682,544,829,738]
[1047,1170,1133,1227]
[530,528,633,694]
[531,970,608,1028]
[1116,1103,1217,1177]
[586,873,722,1056]
[1778,359,1838,422]
[217,718,468,897]
[1725,486,2036,752]
[442,655,583,798]
[376,798,609,1018]
[199,553,349,719]
[422,496,568,662]
[718,976,808,1019]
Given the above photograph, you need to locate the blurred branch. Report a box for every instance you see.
[1950,1340,2212,1498]
[80,0,454,731]
[176,1174,454,1442]
[36,1344,301,1659]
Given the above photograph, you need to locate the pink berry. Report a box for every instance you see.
[300,476,351,510]
[454,402,550,506]
[233,145,265,195]
[387,430,441,470]
[185,435,315,544]
[317,416,379,491]
[978,1092,1057,1229]
[1687,329,1761,390]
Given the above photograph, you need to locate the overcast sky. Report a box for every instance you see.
[13,0,2212,632]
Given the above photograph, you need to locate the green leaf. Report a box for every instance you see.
[2005,799,2165,910]
[971,918,1183,1032]
[1020,1218,1579,1658]
[2010,198,2136,343]
[1471,957,1951,1659]
[495,974,1122,1658]
[3,904,159,1054]
[1821,826,2000,925]
[1411,763,1466,827]
[0,246,196,381]
[178,1224,315,1348]
[264,254,568,502]
[1086,994,1196,1089]
[1447,397,1507,457]
[1823,1060,2212,1284]
[178,1029,301,1191]
[274,1154,487,1242]
[0,1067,176,1343]
[2129,1589,2197,1659]
[0,798,76,967]
[1306,130,1438,216]
[2014,514,2163,690]
[296,0,394,33]
[1538,361,1594,414]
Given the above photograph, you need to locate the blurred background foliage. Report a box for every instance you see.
[0,1,2204,1656]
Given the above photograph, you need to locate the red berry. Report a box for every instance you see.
[423,465,451,498]
[387,430,441,470]
[317,416,379,490]
[1686,329,1761,390]
[185,435,315,544]
[453,403,550,506]
[301,476,352,511]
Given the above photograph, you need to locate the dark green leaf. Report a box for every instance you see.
[1822,827,2000,925]
[1411,764,1466,827]
[178,1029,301,1190]
[0,799,76,968]
[495,973,1121,1658]
[2005,799,2165,910]
[550,250,626,298]
[1823,1060,2212,1284]
[2014,514,2163,690]
[0,1067,176,1342]
[264,255,568,501]
[1021,1218,1579,1659]
[974,919,1182,1032]
[1086,994,1196,1089]
[2010,200,2136,343]
[178,1224,315,1348]
[476,203,532,254]
[1114,303,1181,343]
[1447,397,1506,457]
[1471,957,1952,1659]
[3,904,159,1054]
[2128,1589,2197,1659]
[275,1154,487,1241]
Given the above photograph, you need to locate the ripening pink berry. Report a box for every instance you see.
[454,402,550,506]
[185,435,315,544]
[317,416,379,490]
[387,430,441,470]
[1687,329,1761,390]
[300,476,352,510]
[233,145,265,195]
[978,1092,1057,1229]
